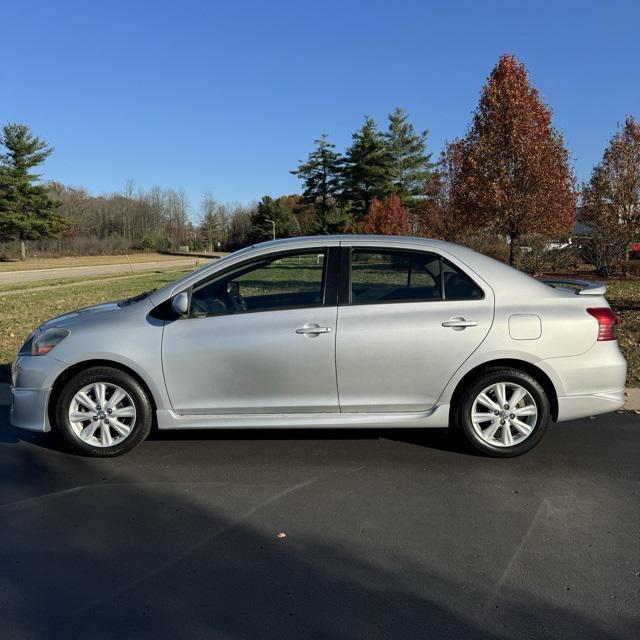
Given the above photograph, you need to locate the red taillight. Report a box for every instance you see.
[586,307,618,341]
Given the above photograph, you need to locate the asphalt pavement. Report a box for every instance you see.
[1,406,639,640]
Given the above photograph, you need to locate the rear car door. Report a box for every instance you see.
[336,244,494,412]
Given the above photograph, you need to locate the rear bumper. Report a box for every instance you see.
[538,341,627,422]
[556,389,625,422]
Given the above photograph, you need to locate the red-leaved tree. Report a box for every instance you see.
[359,194,412,235]
[456,54,576,264]
[417,140,467,239]
[581,116,640,274]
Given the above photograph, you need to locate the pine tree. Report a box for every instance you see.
[359,194,411,235]
[385,108,433,211]
[248,196,300,243]
[455,54,576,265]
[342,116,392,220]
[0,124,68,259]
[291,135,348,233]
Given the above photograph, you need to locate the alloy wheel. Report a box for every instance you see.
[68,382,137,448]
[470,382,538,448]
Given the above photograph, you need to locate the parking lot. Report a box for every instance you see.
[1,404,638,640]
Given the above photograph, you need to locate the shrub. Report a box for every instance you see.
[155,235,171,252]
[581,228,629,276]
[516,234,549,274]
[546,245,578,273]
[457,232,510,264]
[514,234,578,275]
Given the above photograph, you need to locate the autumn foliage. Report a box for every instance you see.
[417,140,465,239]
[450,54,576,264]
[358,194,412,235]
[581,116,640,274]
[582,116,640,237]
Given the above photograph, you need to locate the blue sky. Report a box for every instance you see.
[3,0,639,215]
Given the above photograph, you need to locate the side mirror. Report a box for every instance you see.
[171,291,189,316]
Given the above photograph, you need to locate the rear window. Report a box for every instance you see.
[351,250,442,304]
[441,258,484,300]
[349,250,483,304]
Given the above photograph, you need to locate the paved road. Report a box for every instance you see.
[1,407,638,640]
[0,258,206,286]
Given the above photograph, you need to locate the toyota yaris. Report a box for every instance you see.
[10,236,627,457]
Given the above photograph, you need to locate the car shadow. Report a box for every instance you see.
[0,401,474,456]
[152,424,478,454]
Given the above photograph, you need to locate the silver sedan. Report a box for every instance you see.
[10,236,627,457]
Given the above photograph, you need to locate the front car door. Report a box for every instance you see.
[162,248,339,414]
[336,244,494,412]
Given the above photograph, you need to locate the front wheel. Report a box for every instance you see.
[55,366,153,457]
[455,368,550,457]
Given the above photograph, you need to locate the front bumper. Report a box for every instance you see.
[10,387,53,432]
[10,354,68,432]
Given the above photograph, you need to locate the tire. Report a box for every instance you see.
[55,366,153,457]
[454,367,550,457]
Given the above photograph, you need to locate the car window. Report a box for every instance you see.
[190,251,327,316]
[351,250,442,304]
[442,258,483,300]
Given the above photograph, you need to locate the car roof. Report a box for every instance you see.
[250,234,453,250]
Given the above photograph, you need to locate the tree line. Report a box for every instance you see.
[1,53,639,275]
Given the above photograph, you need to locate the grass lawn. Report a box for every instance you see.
[601,280,640,388]
[0,252,193,272]
[0,268,192,382]
[0,267,197,293]
[1,267,638,387]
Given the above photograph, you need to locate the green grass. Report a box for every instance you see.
[0,267,193,293]
[0,252,191,272]
[1,267,638,387]
[0,268,192,383]
[600,280,640,388]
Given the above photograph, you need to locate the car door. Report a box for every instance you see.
[336,245,494,412]
[162,248,339,414]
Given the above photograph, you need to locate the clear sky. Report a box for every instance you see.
[3,0,639,215]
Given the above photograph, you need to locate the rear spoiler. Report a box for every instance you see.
[539,278,607,296]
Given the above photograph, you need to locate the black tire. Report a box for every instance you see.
[55,366,152,457]
[454,367,550,458]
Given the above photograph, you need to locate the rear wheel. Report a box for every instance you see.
[455,368,550,457]
[55,367,152,457]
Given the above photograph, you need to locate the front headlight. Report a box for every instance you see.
[30,328,71,355]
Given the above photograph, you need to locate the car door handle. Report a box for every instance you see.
[441,318,478,329]
[296,324,333,335]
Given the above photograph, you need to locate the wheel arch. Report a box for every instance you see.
[47,359,159,430]
[448,358,559,424]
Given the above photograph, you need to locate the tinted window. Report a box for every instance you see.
[190,251,326,316]
[351,250,442,304]
[442,258,483,300]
